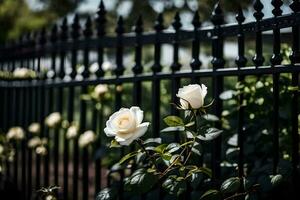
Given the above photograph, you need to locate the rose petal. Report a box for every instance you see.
[130,106,144,125]
[104,127,116,137]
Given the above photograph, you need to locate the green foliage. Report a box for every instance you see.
[220,177,241,194]
[96,188,117,200]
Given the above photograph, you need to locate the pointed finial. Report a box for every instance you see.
[271,0,283,16]
[192,11,201,29]
[39,27,47,45]
[83,16,93,38]
[60,17,68,41]
[115,16,124,35]
[96,0,107,36]
[50,24,58,43]
[211,2,224,25]
[154,13,164,32]
[134,15,143,33]
[172,12,182,31]
[290,0,300,12]
[253,0,264,20]
[236,6,245,24]
[71,14,81,40]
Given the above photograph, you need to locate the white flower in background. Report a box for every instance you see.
[36,145,47,155]
[40,138,48,145]
[102,61,115,71]
[45,112,62,128]
[78,130,96,148]
[176,84,207,109]
[6,127,25,141]
[0,144,4,154]
[13,68,34,79]
[104,107,150,146]
[94,84,108,98]
[28,123,41,134]
[66,124,79,139]
[27,137,41,148]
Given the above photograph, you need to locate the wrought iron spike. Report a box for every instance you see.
[154,13,164,32]
[84,16,93,38]
[96,0,106,36]
[71,14,81,39]
[50,24,58,43]
[134,15,144,33]
[253,0,264,20]
[192,11,201,29]
[236,6,245,24]
[271,0,283,16]
[60,18,68,41]
[115,16,124,35]
[172,12,182,30]
[39,27,47,45]
[290,0,300,12]
[211,2,224,25]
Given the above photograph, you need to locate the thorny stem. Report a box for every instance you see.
[136,139,159,170]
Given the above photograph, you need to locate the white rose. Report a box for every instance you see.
[45,112,62,128]
[28,123,41,134]
[176,84,207,109]
[94,84,108,97]
[66,124,79,139]
[78,130,96,148]
[36,145,47,155]
[6,127,25,141]
[104,107,150,146]
[28,136,41,148]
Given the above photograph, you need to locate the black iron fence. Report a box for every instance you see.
[0,0,299,199]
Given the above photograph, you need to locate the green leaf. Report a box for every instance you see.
[154,144,167,154]
[203,114,220,122]
[161,126,185,133]
[96,188,117,200]
[125,169,158,194]
[118,151,138,164]
[197,128,223,141]
[163,116,184,127]
[185,121,195,127]
[143,138,162,144]
[166,143,181,153]
[200,190,221,200]
[270,174,283,187]
[220,177,240,194]
[162,176,187,196]
[80,94,92,101]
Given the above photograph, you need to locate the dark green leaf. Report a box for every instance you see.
[203,114,219,122]
[109,139,120,148]
[185,121,195,127]
[143,138,162,144]
[270,174,283,187]
[197,128,222,141]
[118,151,138,164]
[220,177,240,194]
[161,126,185,133]
[166,143,181,153]
[163,116,184,127]
[200,190,221,200]
[96,188,117,200]
[162,176,187,196]
[154,144,167,154]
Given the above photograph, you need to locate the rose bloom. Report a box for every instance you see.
[176,84,207,109]
[27,136,41,148]
[36,145,47,155]
[28,123,41,134]
[6,127,25,141]
[104,107,150,146]
[94,84,108,98]
[66,124,79,139]
[45,112,62,128]
[78,130,96,148]
[13,68,31,78]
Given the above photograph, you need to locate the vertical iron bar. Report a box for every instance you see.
[211,2,225,181]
